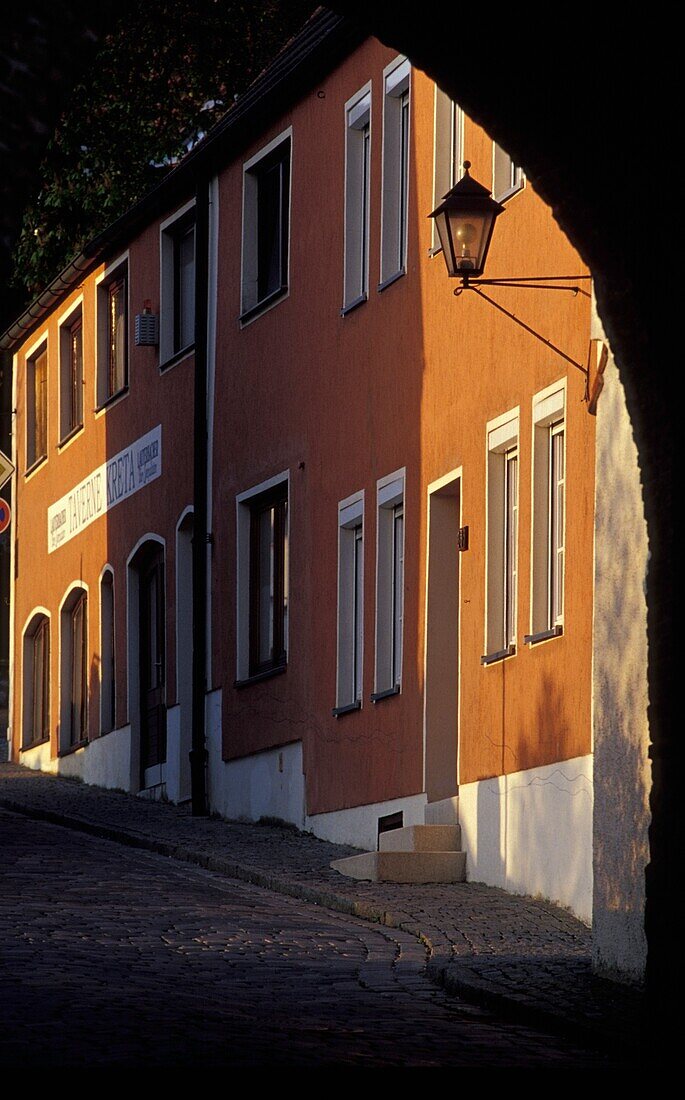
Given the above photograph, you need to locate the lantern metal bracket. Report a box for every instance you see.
[456,274,592,295]
[456,283,589,391]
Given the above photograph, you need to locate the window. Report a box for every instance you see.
[343,85,371,312]
[241,131,291,321]
[380,57,411,287]
[60,588,88,748]
[374,472,405,699]
[431,87,464,252]
[236,475,289,682]
[484,413,519,661]
[160,204,195,364]
[528,386,566,642]
[335,492,364,712]
[22,615,50,747]
[493,142,523,202]
[100,570,116,733]
[97,257,128,406]
[59,302,83,440]
[26,342,47,470]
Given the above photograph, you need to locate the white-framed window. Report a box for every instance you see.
[240,129,291,323]
[26,337,48,471]
[100,568,116,733]
[60,586,88,748]
[96,253,128,407]
[236,472,289,682]
[484,411,519,661]
[58,298,84,442]
[528,385,566,641]
[160,200,196,365]
[493,141,524,203]
[431,86,464,252]
[22,612,50,748]
[335,491,364,712]
[373,470,405,698]
[379,56,411,288]
[342,84,371,313]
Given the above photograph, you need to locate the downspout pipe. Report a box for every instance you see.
[190,175,210,815]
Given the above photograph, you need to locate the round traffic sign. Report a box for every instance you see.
[0,498,11,534]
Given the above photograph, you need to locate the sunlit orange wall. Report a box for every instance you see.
[211,38,595,816]
[12,214,195,760]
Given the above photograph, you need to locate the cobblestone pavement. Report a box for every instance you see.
[0,808,620,1068]
[0,762,643,1056]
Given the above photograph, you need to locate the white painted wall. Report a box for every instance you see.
[206,690,305,827]
[165,704,187,804]
[306,793,427,851]
[591,313,651,984]
[19,726,132,792]
[459,753,593,923]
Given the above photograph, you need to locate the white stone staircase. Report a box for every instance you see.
[330,819,466,884]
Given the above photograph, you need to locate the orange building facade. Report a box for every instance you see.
[5,13,596,918]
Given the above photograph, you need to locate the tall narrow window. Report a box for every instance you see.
[69,317,83,432]
[23,615,50,748]
[529,387,566,642]
[374,472,405,698]
[241,132,291,321]
[248,484,288,676]
[161,206,196,364]
[27,344,47,469]
[335,492,364,712]
[97,259,128,406]
[343,86,371,311]
[432,87,464,251]
[484,413,519,661]
[59,302,84,440]
[493,142,523,202]
[380,56,411,287]
[70,594,88,745]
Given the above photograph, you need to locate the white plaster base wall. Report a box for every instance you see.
[165,704,191,804]
[19,726,132,792]
[206,690,305,827]
[306,793,427,851]
[459,754,593,924]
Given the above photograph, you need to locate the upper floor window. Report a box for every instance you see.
[59,301,83,441]
[342,85,371,313]
[380,56,411,288]
[241,131,291,322]
[432,87,464,252]
[493,142,524,203]
[26,341,48,471]
[97,256,128,407]
[160,203,195,365]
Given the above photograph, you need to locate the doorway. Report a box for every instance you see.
[424,474,461,806]
[139,544,166,789]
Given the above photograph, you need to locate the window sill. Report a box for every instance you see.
[20,737,50,752]
[480,644,516,666]
[25,455,47,478]
[96,386,129,414]
[239,286,288,327]
[160,344,195,372]
[524,625,563,645]
[370,685,400,703]
[332,700,361,718]
[58,423,84,450]
[58,738,89,758]
[234,664,287,690]
[340,293,368,317]
[377,268,406,293]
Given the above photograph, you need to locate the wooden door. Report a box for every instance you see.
[140,549,166,776]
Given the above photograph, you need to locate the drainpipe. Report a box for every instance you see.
[190,176,209,815]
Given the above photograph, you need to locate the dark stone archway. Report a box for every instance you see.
[331,1,675,1033]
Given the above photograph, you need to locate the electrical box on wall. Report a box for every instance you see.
[135,312,159,346]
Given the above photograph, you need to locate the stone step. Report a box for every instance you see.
[379,824,462,852]
[330,850,466,884]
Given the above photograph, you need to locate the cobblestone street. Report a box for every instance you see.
[0,808,618,1068]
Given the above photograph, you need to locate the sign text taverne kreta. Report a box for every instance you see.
[47,426,162,553]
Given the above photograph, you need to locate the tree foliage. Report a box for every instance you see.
[13,0,315,298]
